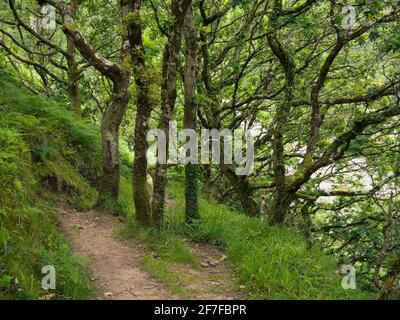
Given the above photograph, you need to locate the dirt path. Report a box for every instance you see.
[58,207,242,300]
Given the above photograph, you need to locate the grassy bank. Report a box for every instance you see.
[0,70,97,299]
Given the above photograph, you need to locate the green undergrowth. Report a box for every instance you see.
[160,179,372,300]
[0,69,98,299]
[112,160,136,217]
[120,174,373,299]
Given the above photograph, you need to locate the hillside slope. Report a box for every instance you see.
[0,69,100,299]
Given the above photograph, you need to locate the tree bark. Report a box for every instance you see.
[202,164,212,196]
[376,272,397,300]
[59,1,132,208]
[97,75,130,206]
[220,164,259,217]
[66,0,81,116]
[266,30,295,225]
[152,0,192,228]
[127,0,153,226]
[269,191,294,225]
[183,3,200,223]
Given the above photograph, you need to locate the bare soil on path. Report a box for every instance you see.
[58,207,243,300]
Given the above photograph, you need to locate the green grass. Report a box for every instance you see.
[120,176,372,299]
[119,221,197,266]
[115,164,136,217]
[119,216,198,296]
[140,256,195,296]
[162,179,373,300]
[120,172,373,299]
[0,69,95,299]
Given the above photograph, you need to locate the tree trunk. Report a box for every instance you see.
[266,30,295,225]
[220,164,259,217]
[127,0,153,226]
[97,76,130,207]
[131,83,152,227]
[66,0,81,116]
[59,1,132,209]
[202,164,212,197]
[269,191,294,225]
[183,4,200,223]
[132,69,152,226]
[152,0,191,228]
[376,272,397,300]
[152,48,174,227]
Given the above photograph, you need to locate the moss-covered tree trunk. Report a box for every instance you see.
[97,75,130,207]
[152,0,192,228]
[220,164,259,217]
[65,0,81,116]
[127,0,153,226]
[266,4,295,224]
[202,164,212,197]
[183,3,199,223]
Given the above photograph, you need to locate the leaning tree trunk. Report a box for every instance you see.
[220,164,259,217]
[183,3,200,223]
[269,191,295,225]
[97,76,130,207]
[59,0,132,209]
[376,272,397,300]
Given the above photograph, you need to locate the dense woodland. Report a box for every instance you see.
[0,0,400,300]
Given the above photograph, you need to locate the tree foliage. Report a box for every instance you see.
[1,0,400,299]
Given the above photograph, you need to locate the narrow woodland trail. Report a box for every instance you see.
[58,207,243,300]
